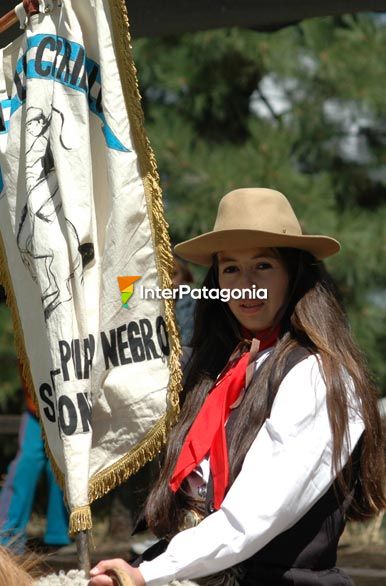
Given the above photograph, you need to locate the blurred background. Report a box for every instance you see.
[132,13,386,388]
[1,7,386,583]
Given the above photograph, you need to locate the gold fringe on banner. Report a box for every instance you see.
[69,505,93,536]
[88,415,168,501]
[83,0,184,501]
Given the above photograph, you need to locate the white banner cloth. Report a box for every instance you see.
[0,0,181,531]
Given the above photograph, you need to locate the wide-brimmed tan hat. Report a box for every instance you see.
[174,188,340,266]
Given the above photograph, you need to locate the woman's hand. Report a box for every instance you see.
[88,558,145,586]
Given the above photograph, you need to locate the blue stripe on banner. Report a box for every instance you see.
[85,57,129,152]
[10,95,23,117]
[0,168,3,193]
[8,34,130,152]
[86,58,101,85]
[26,60,87,94]
[15,54,26,75]
[0,99,11,134]
[88,98,129,152]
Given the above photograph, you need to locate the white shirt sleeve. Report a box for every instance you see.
[139,354,365,586]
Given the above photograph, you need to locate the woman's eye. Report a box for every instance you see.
[223,265,239,273]
[256,262,272,270]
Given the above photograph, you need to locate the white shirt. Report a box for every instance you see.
[139,350,365,586]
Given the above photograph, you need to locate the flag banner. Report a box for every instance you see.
[0,0,182,533]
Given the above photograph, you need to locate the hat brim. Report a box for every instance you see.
[174,229,340,266]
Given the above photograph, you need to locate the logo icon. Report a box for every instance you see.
[117,276,141,308]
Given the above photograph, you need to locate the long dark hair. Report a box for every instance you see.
[145,248,386,537]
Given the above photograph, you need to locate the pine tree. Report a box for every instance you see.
[1,15,386,404]
[0,288,19,408]
[133,14,386,392]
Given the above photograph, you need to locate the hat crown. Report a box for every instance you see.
[174,186,340,265]
[213,188,302,236]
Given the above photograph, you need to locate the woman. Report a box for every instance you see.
[0,366,70,553]
[89,188,386,586]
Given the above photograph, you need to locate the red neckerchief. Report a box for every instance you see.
[169,324,280,509]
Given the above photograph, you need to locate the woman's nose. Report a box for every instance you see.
[240,269,258,288]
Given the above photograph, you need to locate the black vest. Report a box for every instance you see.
[203,346,358,586]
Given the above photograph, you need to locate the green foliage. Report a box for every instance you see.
[132,15,386,393]
[1,15,385,404]
[0,300,19,409]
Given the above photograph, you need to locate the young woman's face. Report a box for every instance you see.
[217,247,289,335]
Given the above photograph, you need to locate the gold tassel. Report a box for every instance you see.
[69,505,93,536]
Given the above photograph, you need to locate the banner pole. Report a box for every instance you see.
[0,7,18,33]
[0,1,39,35]
[75,530,91,576]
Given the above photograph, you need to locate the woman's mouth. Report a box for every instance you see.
[239,301,265,314]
